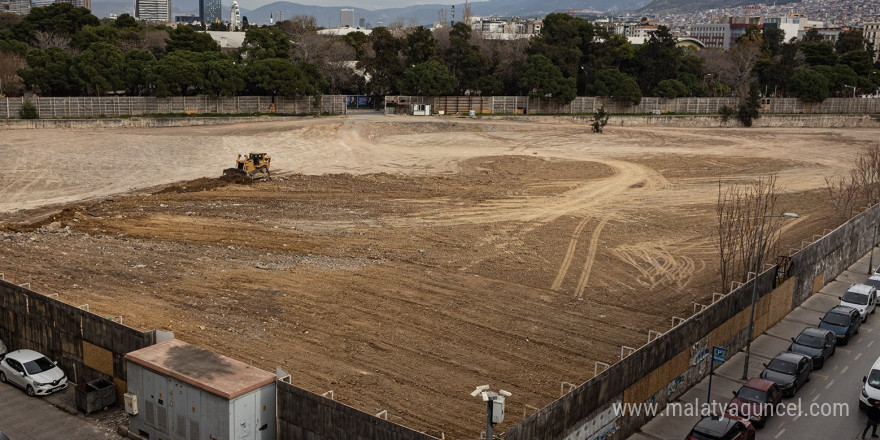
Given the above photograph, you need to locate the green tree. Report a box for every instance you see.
[397,60,455,96]
[444,22,490,93]
[204,57,244,96]
[835,30,867,54]
[207,21,227,31]
[246,58,313,96]
[239,26,290,63]
[592,68,641,105]
[789,67,831,102]
[12,3,99,44]
[527,13,592,79]
[518,54,577,103]
[634,26,681,94]
[72,42,125,95]
[404,26,436,66]
[654,79,689,98]
[115,13,138,29]
[150,50,204,96]
[165,24,219,53]
[18,46,80,96]
[359,27,404,95]
[19,99,38,119]
[477,75,504,96]
[342,31,369,61]
[73,24,120,50]
[839,50,874,77]
[122,49,156,95]
[799,41,837,66]
[801,28,823,42]
[737,81,761,127]
[761,27,786,58]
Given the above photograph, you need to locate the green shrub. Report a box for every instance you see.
[19,99,39,119]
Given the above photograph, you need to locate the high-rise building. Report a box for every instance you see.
[340,8,354,27]
[358,17,365,28]
[865,21,880,62]
[135,0,171,22]
[28,0,91,10]
[690,23,732,50]
[200,0,221,25]
[0,0,29,14]
[230,1,241,30]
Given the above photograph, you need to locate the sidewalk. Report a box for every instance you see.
[627,248,880,440]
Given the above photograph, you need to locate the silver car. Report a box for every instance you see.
[0,349,68,396]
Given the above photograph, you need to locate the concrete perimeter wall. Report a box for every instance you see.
[505,205,879,440]
[0,280,170,403]
[276,380,440,440]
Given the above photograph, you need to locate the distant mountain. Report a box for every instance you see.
[639,0,800,14]
[91,0,652,25]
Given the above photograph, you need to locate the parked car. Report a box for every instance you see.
[0,337,7,359]
[727,378,783,428]
[819,305,861,345]
[862,274,880,294]
[686,414,755,440]
[0,430,9,440]
[789,327,836,369]
[760,352,812,396]
[0,349,68,396]
[862,355,880,409]
[840,283,877,321]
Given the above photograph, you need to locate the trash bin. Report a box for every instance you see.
[75,378,116,415]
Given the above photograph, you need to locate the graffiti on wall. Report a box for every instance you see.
[563,400,621,440]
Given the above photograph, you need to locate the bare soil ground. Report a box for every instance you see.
[0,115,876,439]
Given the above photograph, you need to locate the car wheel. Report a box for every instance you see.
[26,385,35,397]
[0,371,6,383]
[791,383,798,396]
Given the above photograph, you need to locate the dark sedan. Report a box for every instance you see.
[727,378,783,428]
[818,305,861,345]
[789,327,836,369]
[760,352,812,397]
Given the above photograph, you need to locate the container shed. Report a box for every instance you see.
[124,339,275,440]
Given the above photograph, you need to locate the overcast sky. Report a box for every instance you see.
[288,1,448,8]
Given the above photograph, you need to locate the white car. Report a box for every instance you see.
[840,283,877,321]
[862,355,880,409]
[0,349,68,396]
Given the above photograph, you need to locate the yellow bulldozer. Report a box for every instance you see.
[223,152,271,179]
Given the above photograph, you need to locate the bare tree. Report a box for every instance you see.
[825,144,880,226]
[717,175,781,291]
[0,50,26,96]
[33,31,73,51]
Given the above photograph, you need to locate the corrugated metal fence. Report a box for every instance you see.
[0,95,348,119]
[386,96,880,115]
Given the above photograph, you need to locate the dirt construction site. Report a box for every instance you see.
[0,114,876,438]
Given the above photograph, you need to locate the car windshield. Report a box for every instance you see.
[865,279,880,289]
[736,386,767,402]
[823,312,850,326]
[22,357,55,375]
[869,370,880,390]
[843,290,870,305]
[767,358,797,375]
[794,333,824,348]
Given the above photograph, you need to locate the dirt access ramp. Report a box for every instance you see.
[0,115,876,438]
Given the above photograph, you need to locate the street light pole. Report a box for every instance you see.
[870,192,880,274]
[742,212,799,380]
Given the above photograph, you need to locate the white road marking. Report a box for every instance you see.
[826,379,835,389]
[842,365,849,374]
[812,394,820,402]
[856,353,864,361]
[870,340,875,348]
[775,428,786,439]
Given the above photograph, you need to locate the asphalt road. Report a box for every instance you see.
[630,249,880,440]
[0,380,117,439]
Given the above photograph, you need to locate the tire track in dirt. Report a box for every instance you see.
[573,218,610,299]
[551,217,591,291]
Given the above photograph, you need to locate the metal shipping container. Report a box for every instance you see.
[124,339,276,440]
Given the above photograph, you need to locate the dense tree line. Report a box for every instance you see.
[0,6,877,105]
